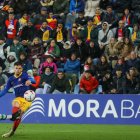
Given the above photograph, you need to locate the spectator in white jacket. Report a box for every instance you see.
[84,0,100,17]
[98,22,114,53]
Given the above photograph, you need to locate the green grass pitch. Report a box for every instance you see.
[0,124,140,140]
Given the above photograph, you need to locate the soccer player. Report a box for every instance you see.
[0,62,35,138]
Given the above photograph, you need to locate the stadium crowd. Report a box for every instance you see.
[0,0,140,94]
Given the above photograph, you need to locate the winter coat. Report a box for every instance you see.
[50,75,71,93]
[39,72,55,87]
[64,59,80,74]
[80,75,99,93]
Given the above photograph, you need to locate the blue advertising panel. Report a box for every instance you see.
[0,94,140,124]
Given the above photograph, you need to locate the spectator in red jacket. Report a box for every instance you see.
[31,67,41,91]
[80,70,99,94]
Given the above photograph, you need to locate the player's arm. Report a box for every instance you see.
[0,78,12,97]
[24,73,36,86]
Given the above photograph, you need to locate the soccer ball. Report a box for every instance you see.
[24,90,36,102]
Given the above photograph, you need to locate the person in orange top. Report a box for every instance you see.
[46,12,57,29]
[80,70,99,94]
[31,67,41,91]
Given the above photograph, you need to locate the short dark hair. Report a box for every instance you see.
[14,62,23,67]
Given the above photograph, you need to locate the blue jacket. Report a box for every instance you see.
[64,59,80,74]
[70,0,85,13]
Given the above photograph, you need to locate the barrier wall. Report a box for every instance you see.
[0,94,140,124]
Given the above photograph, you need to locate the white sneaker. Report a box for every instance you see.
[2,129,14,138]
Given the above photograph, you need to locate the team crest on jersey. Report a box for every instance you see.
[18,78,21,81]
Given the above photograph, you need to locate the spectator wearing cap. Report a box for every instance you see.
[36,66,55,94]
[8,37,25,60]
[39,55,58,74]
[84,0,100,17]
[5,13,19,45]
[79,70,99,94]
[111,67,125,94]
[20,18,37,41]
[19,52,33,72]
[49,71,71,94]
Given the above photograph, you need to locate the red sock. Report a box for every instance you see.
[13,118,21,131]
[12,107,21,132]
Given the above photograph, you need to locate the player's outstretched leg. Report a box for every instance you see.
[2,103,22,138]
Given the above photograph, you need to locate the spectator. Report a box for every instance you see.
[53,0,69,22]
[30,67,41,91]
[75,12,87,27]
[131,24,140,47]
[115,20,130,41]
[80,18,98,43]
[49,71,71,94]
[112,67,125,94]
[126,51,140,72]
[37,21,52,42]
[39,55,58,74]
[0,35,9,61]
[96,55,111,80]
[40,0,54,12]
[0,66,8,91]
[64,53,80,91]
[71,38,86,63]
[9,37,25,60]
[124,67,140,94]
[19,52,33,72]
[21,19,37,41]
[45,39,60,58]
[85,40,101,65]
[65,0,85,29]
[84,0,100,17]
[4,52,17,76]
[98,22,113,54]
[5,13,19,45]
[36,66,55,94]
[46,12,57,29]
[80,70,99,94]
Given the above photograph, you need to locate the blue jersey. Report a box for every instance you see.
[0,72,35,98]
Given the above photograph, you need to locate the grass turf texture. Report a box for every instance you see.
[0,124,140,140]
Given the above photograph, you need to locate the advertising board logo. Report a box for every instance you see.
[22,97,45,121]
